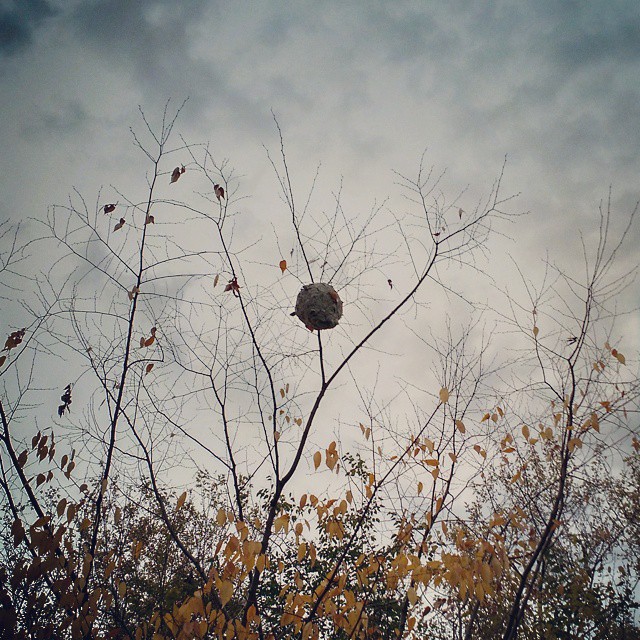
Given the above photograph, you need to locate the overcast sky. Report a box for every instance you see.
[1,0,638,345]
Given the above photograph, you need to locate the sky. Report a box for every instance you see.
[1,1,639,447]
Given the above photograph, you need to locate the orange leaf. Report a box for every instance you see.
[145,363,154,375]
[279,260,287,274]
[313,451,322,470]
[176,491,187,510]
[455,420,465,434]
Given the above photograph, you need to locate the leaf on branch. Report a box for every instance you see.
[103,203,116,214]
[128,286,139,301]
[0,355,6,368]
[17,450,28,468]
[170,166,185,184]
[4,328,25,351]
[58,384,72,417]
[455,420,465,433]
[145,363,154,375]
[113,217,126,232]
[313,451,322,470]
[218,580,233,607]
[533,326,539,338]
[213,274,220,287]
[176,491,187,510]
[145,214,155,225]
[388,278,393,289]
[279,259,287,274]
[224,277,241,296]
[439,388,450,403]
[458,208,464,219]
[214,183,225,200]
[611,348,626,365]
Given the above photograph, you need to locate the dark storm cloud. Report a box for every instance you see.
[0,0,56,55]
[67,0,223,117]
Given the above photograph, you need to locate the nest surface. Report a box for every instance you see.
[294,283,343,330]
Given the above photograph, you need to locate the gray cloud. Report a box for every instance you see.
[0,0,56,56]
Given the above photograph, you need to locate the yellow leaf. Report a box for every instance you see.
[313,451,321,470]
[219,580,233,607]
[439,387,450,403]
[176,491,187,510]
[417,481,423,494]
[455,420,465,433]
[407,586,418,606]
[279,259,287,274]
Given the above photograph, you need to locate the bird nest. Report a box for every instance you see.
[293,283,343,331]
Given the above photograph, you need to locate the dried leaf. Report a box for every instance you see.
[170,166,185,184]
[388,278,393,289]
[458,207,463,219]
[145,214,155,225]
[113,218,125,232]
[214,183,225,200]
[439,387,449,403]
[0,355,6,368]
[533,326,539,337]
[213,274,220,287]
[279,259,287,274]
[219,580,233,607]
[455,420,465,434]
[103,203,116,214]
[145,363,154,375]
[313,451,322,470]
[224,277,240,296]
[176,491,187,510]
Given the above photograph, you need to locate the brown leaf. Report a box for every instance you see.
[224,277,240,296]
[458,208,463,219]
[113,218,125,232]
[387,278,393,289]
[213,274,220,287]
[170,166,185,184]
[279,259,287,274]
[143,335,155,347]
[145,363,154,375]
[145,214,155,225]
[176,491,187,510]
[0,355,6,368]
[103,203,116,214]
[214,183,225,200]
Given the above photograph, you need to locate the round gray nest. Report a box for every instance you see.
[293,283,343,331]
